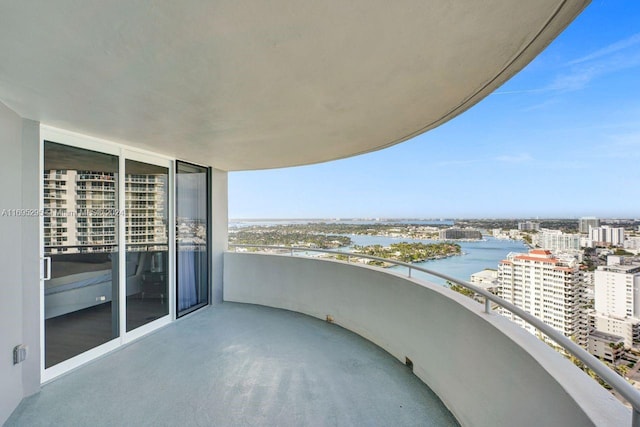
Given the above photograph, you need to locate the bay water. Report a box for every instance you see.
[344,234,529,286]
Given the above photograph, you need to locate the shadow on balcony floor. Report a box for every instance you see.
[7,302,459,426]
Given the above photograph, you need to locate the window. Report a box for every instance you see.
[176,161,210,316]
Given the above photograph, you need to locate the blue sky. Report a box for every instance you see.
[230,1,640,219]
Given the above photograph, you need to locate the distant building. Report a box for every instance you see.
[592,257,640,348]
[579,217,600,234]
[588,330,624,363]
[589,225,625,247]
[534,230,581,252]
[498,249,588,346]
[470,269,498,293]
[518,221,540,231]
[439,228,482,240]
[624,236,640,252]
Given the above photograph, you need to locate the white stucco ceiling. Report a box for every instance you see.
[0,1,588,171]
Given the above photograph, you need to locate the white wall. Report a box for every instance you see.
[595,269,631,318]
[20,119,40,397]
[224,252,628,427]
[0,102,40,424]
[211,168,228,304]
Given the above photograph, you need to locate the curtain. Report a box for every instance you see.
[178,250,197,310]
[177,169,208,312]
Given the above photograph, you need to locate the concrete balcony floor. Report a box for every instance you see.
[7,303,458,426]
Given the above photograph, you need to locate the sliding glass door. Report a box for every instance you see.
[124,159,170,331]
[43,142,120,368]
[42,130,211,377]
[176,161,210,316]
[42,130,174,377]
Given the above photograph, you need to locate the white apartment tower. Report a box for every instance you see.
[592,258,640,348]
[498,249,588,346]
[534,230,581,252]
[589,225,625,247]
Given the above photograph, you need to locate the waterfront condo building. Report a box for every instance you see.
[498,249,588,346]
[592,257,640,349]
[438,228,482,240]
[534,229,582,252]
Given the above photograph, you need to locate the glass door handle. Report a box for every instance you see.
[42,256,51,281]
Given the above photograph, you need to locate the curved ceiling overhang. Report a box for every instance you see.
[0,1,589,171]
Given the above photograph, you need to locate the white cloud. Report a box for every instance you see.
[494,153,532,163]
[567,33,640,66]
[549,52,640,92]
[520,98,561,112]
[495,33,640,95]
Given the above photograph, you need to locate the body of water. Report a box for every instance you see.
[229,219,454,228]
[344,234,529,286]
[229,220,527,286]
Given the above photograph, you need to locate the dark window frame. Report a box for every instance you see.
[175,160,212,318]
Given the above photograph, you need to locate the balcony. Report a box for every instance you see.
[0,1,622,425]
[221,251,630,426]
[6,302,458,426]
[4,250,630,426]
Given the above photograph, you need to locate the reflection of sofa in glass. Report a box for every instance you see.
[44,251,167,319]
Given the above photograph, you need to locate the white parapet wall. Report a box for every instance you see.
[224,252,628,427]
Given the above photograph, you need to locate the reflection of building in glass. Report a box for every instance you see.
[176,219,207,247]
[125,174,167,249]
[43,170,73,249]
[44,170,167,254]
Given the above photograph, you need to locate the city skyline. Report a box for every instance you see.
[230,1,640,219]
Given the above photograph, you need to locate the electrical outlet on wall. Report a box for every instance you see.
[13,344,27,365]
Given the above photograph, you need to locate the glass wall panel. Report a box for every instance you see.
[176,162,209,316]
[125,160,169,331]
[44,142,119,368]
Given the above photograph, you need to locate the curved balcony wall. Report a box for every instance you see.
[224,252,628,427]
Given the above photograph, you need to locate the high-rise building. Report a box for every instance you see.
[589,225,625,247]
[438,228,482,240]
[579,217,600,234]
[592,257,640,348]
[498,249,588,346]
[518,221,540,231]
[534,230,581,252]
